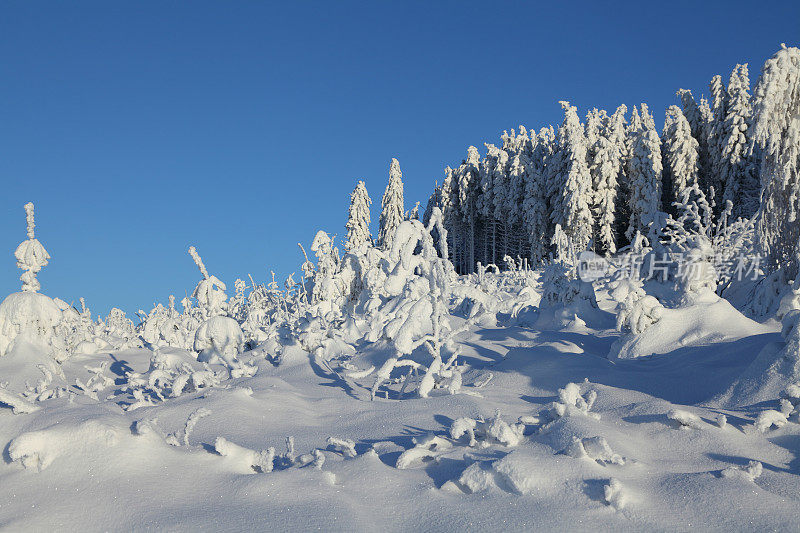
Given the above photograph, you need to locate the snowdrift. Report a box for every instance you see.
[609,297,774,361]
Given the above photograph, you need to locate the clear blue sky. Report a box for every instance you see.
[1,0,797,316]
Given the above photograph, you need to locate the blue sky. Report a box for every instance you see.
[1,1,798,316]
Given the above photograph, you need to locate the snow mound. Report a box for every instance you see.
[610,297,772,360]
[8,419,120,472]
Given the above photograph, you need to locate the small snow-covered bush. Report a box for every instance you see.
[396,435,453,469]
[721,460,762,481]
[564,436,624,465]
[753,409,788,433]
[616,292,663,335]
[214,437,275,474]
[542,382,599,422]
[194,316,246,369]
[667,409,704,429]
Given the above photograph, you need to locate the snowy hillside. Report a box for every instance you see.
[2,44,800,530]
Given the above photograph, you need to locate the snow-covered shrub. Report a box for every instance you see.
[753,409,788,433]
[564,436,624,465]
[214,436,275,474]
[188,246,229,318]
[98,307,140,350]
[309,231,342,314]
[667,409,704,429]
[616,292,663,335]
[326,436,357,458]
[194,316,247,370]
[0,387,41,414]
[721,460,763,481]
[0,292,63,357]
[777,274,800,319]
[449,412,524,448]
[541,382,599,423]
[395,435,453,469]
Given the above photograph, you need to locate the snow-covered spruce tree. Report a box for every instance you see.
[676,89,704,141]
[438,166,460,266]
[505,128,532,259]
[548,101,593,253]
[524,127,554,264]
[309,230,342,313]
[0,203,62,357]
[490,144,512,264]
[590,105,626,255]
[378,158,405,250]
[720,64,760,218]
[662,105,700,210]
[696,96,716,199]
[753,44,800,278]
[456,146,481,273]
[345,180,372,252]
[480,143,510,265]
[625,104,663,241]
[15,203,50,294]
[585,108,606,166]
[706,74,729,211]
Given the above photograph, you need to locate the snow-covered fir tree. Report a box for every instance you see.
[720,63,760,218]
[676,89,704,140]
[706,73,729,211]
[378,158,405,250]
[456,146,481,272]
[523,127,554,263]
[753,44,800,278]
[662,105,700,210]
[345,180,372,251]
[501,127,532,259]
[625,104,663,240]
[590,104,626,254]
[548,101,594,253]
[14,202,50,293]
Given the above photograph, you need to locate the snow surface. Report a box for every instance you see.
[2,272,800,531]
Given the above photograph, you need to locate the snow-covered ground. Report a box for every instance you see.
[3,268,800,531]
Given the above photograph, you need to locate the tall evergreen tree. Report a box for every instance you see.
[676,89,703,140]
[378,158,405,250]
[720,63,759,218]
[345,180,372,251]
[505,127,532,258]
[590,104,626,254]
[625,104,663,240]
[662,105,700,210]
[753,44,800,278]
[524,127,554,263]
[706,74,729,211]
[548,101,594,253]
[456,146,481,272]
